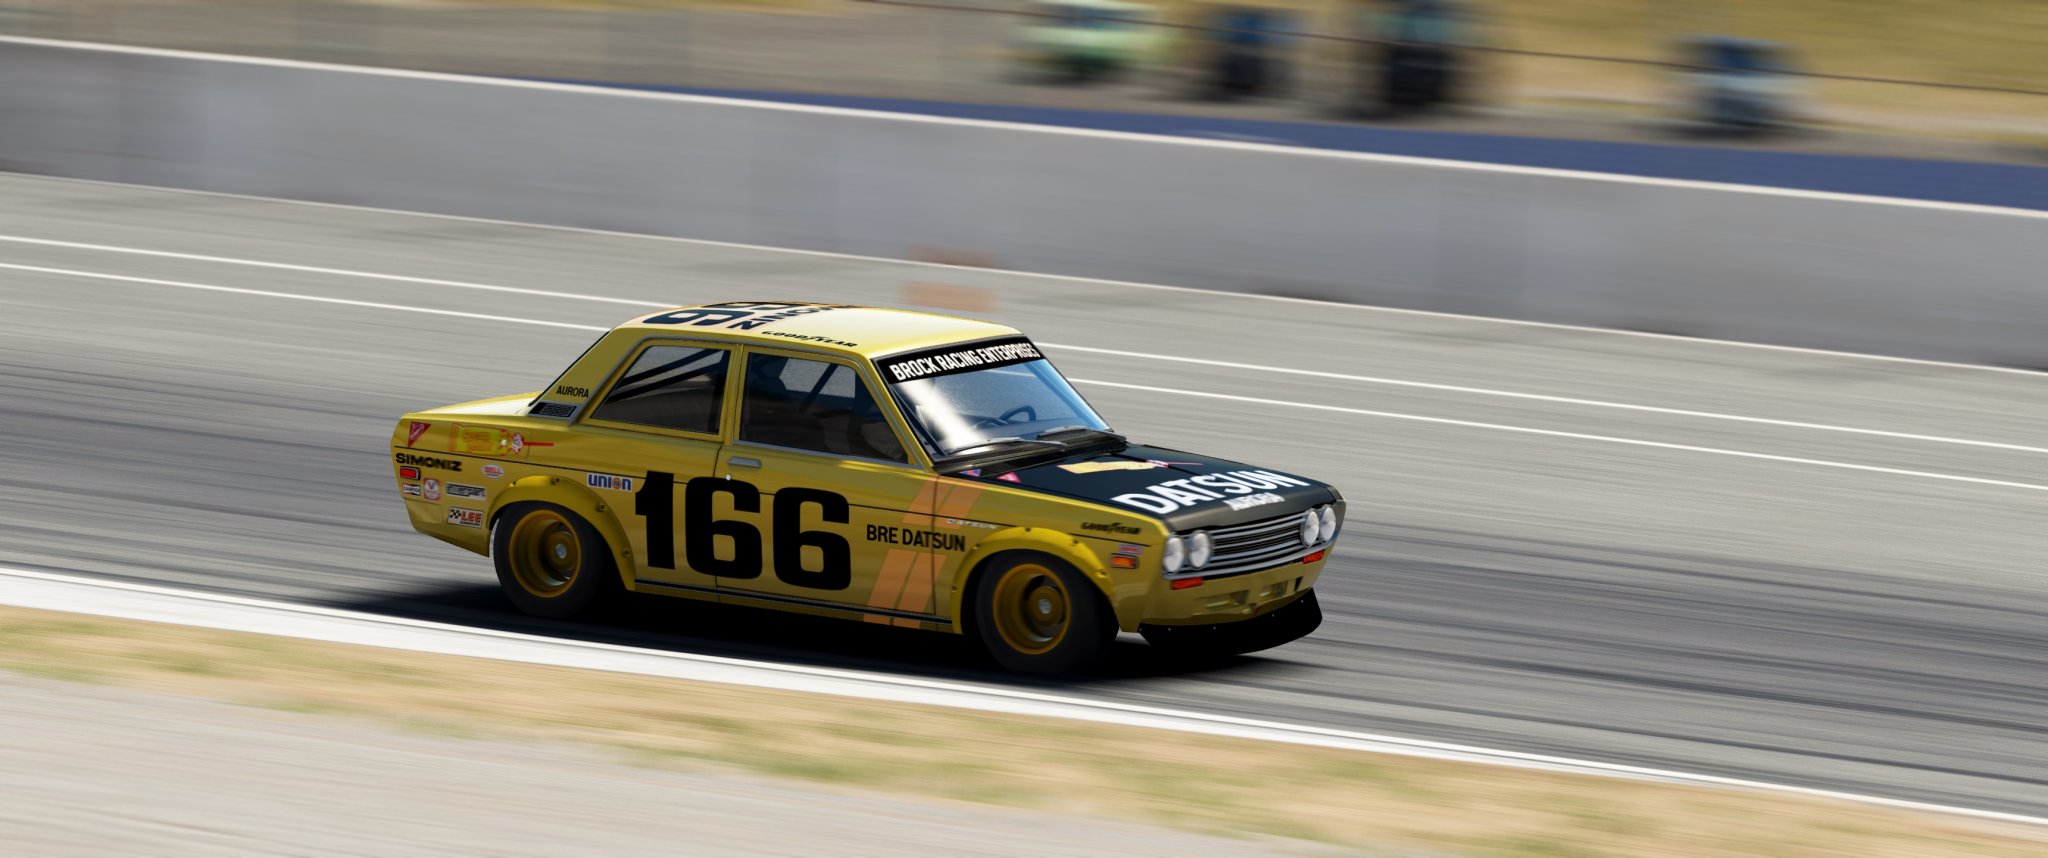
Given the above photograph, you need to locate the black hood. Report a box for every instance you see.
[957,443,1339,531]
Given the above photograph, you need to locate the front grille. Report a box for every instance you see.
[1172,510,1332,579]
[529,401,578,419]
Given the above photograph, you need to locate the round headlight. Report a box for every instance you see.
[1162,535,1187,574]
[1299,510,1320,546]
[1188,531,1213,569]
[1318,505,1338,542]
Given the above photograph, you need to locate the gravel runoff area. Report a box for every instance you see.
[3,607,2047,858]
[0,675,1326,858]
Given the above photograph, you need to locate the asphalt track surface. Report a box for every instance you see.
[3,173,2047,818]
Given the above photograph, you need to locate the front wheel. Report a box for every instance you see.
[1140,590,1322,659]
[492,502,617,619]
[972,553,1115,674]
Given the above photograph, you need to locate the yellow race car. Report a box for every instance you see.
[391,302,1342,672]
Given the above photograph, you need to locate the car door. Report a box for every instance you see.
[706,347,950,625]
[575,339,732,594]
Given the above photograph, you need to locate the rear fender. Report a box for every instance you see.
[488,475,637,590]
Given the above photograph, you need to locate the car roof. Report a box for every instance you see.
[613,303,1023,361]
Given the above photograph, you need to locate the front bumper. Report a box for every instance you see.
[1121,555,1324,630]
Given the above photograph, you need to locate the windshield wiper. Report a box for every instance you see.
[1034,424,1124,441]
[941,435,1069,456]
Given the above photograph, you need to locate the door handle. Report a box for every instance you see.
[727,457,762,469]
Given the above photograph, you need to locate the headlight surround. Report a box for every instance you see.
[1162,535,1187,573]
[1317,505,1338,542]
[1188,531,1213,569]
[1299,510,1320,546]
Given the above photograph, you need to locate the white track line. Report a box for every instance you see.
[23,170,2048,379]
[1,566,2042,828]
[0,263,608,333]
[9,262,2046,496]
[5,234,2043,456]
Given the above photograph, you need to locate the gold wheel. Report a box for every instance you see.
[507,509,581,598]
[988,562,1071,655]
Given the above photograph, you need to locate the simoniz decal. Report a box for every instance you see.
[1111,470,1312,514]
[395,453,462,472]
[877,336,1043,383]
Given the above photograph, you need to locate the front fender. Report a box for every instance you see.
[488,475,638,590]
[944,526,1151,633]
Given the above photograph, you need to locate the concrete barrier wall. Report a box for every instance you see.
[3,37,2044,366]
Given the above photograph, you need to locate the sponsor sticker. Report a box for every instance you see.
[1109,470,1312,514]
[448,424,554,459]
[554,384,591,399]
[446,483,487,500]
[944,518,999,530]
[395,453,462,473]
[406,421,432,447]
[641,302,850,333]
[423,478,441,502]
[875,336,1043,383]
[446,507,485,528]
[1224,492,1284,511]
[400,484,422,498]
[1117,543,1144,555]
[1082,521,1142,535]
[1059,461,1159,474]
[865,524,968,552]
[586,473,635,492]
[481,464,505,480]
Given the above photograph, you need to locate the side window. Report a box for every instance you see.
[740,354,908,463]
[589,345,731,435]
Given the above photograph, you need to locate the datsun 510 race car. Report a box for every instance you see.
[391,303,1343,673]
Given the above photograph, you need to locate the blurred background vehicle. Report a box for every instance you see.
[1672,35,1809,137]
[1182,3,1301,100]
[1353,0,1484,117]
[1013,0,1165,83]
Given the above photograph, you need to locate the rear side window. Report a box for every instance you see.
[589,345,731,435]
[739,354,907,463]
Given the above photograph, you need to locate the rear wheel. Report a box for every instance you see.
[492,502,616,619]
[972,552,1114,674]
[1140,590,1322,660]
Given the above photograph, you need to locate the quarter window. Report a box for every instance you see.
[590,345,731,435]
[740,354,907,462]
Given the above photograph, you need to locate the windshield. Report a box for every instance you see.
[876,337,1112,458]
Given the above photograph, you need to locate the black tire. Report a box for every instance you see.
[491,501,618,619]
[971,552,1116,674]
[1140,590,1321,659]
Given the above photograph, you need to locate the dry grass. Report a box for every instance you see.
[3,604,2046,857]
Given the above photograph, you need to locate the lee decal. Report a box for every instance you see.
[446,507,485,528]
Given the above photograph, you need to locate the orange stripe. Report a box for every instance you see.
[893,553,940,617]
[865,548,918,624]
